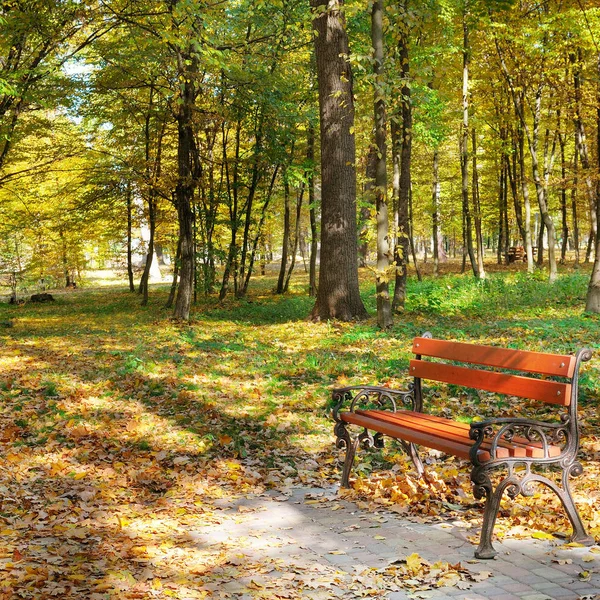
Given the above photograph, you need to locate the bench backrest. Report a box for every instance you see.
[410,336,576,406]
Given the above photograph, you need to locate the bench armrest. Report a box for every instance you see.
[332,384,415,422]
[469,416,572,465]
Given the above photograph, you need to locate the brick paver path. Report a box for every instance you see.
[196,487,600,599]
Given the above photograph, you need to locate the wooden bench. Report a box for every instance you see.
[332,334,594,559]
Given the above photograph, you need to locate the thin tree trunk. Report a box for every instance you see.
[516,121,535,272]
[371,0,392,328]
[283,183,305,293]
[472,127,485,278]
[408,187,421,281]
[126,182,135,292]
[392,0,411,311]
[432,148,440,276]
[308,123,318,297]
[572,145,580,266]
[165,238,181,309]
[585,53,600,312]
[460,14,478,278]
[537,219,545,266]
[572,49,597,266]
[219,120,239,301]
[241,165,279,295]
[276,173,291,294]
[559,127,569,264]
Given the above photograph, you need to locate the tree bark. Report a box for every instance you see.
[472,127,485,278]
[371,0,392,328]
[392,1,411,311]
[460,14,478,278]
[572,144,580,266]
[126,182,135,292]
[173,51,196,320]
[572,49,597,266]
[276,172,291,294]
[309,0,367,321]
[585,53,600,312]
[308,123,318,297]
[432,148,440,276]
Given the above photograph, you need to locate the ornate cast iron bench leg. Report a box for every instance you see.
[400,440,425,478]
[552,465,594,546]
[472,461,595,559]
[335,421,385,488]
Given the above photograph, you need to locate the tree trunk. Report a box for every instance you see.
[371,0,392,328]
[529,82,557,281]
[432,148,441,276]
[572,144,580,266]
[537,219,545,266]
[559,127,569,264]
[309,0,367,321]
[283,182,304,293]
[572,49,597,266]
[173,53,196,320]
[585,53,600,312]
[165,238,181,309]
[276,172,291,294]
[308,123,318,297]
[460,14,478,278]
[126,182,135,292]
[506,139,526,246]
[472,127,485,278]
[219,119,240,301]
[392,1,411,311]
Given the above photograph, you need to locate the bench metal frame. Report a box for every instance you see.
[332,333,594,559]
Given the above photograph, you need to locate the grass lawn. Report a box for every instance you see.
[0,265,599,598]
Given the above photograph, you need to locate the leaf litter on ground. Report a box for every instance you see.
[1,272,600,598]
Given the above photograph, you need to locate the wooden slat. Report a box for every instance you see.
[409,359,571,406]
[412,337,575,378]
[360,410,562,459]
[340,411,477,460]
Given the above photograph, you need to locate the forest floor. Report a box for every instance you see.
[1,263,600,599]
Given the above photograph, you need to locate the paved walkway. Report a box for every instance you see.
[196,486,600,600]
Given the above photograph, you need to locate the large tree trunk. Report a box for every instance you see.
[371,0,392,328]
[309,0,367,321]
[392,1,411,311]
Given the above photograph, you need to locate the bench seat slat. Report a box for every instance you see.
[409,359,571,406]
[358,410,562,459]
[412,337,575,378]
[340,411,478,460]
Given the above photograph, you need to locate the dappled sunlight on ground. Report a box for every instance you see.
[0,272,599,597]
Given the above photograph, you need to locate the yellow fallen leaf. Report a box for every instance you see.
[373,535,386,540]
[582,554,595,563]
[329,550,347,555]
[406,553,424,571]
[532,532,555,540]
